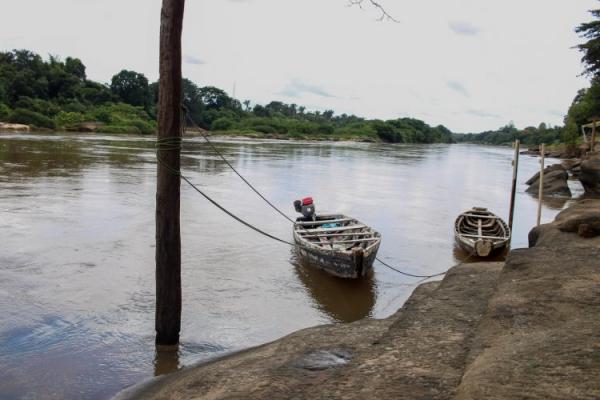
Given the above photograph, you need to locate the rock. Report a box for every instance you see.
[292,348,353,371]
[525,163,565,185]
[578,224,597,238]
[0,122,30,131]
[580,155,600,195]
[75,122,104,132]
[525,164,571,196]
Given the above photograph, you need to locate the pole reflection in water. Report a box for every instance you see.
[154,346,181,376]
[290,251,376,323]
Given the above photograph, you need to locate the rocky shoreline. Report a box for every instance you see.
[117,196,600,400]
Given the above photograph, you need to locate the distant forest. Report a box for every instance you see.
[0,49,453,143]
[453,123,565,147]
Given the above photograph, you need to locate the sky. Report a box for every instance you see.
[0,0,598,132]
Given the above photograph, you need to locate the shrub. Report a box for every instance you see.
[9,108,56,129]
[130,119,156,134]
[54,111,85,128]
[102,125,141,134]
[211,117,234,131]
[14,97,61,117]
[0,103,10,121]
[251,124,277,134]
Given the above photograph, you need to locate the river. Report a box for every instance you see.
[0,133,582,399]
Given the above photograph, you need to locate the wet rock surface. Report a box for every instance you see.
[120,201,600,400]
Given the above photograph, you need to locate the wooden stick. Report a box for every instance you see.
[316,238,380,244]
[294,218,354,226]
[156,0,185,347]
[460,214,501,219]
[298,224,366,233]
[299,232,375,238]
[508,140,520,244]
[592,119,597,153]
[459,233,510,240]
[537,143,545,227]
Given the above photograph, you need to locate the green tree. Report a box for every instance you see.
[110,70,151,108]
[576,7,600,77]
[65,57,86,80]
[199,86,234,110]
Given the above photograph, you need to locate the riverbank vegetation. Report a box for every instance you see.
[0,49,452,143]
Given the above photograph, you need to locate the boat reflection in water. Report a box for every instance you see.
[452,245,508,264]
[290,252,376,323]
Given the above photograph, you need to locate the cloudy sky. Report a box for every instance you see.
[1,0,597,132]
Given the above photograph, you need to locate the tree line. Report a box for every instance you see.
[0,49,453,143]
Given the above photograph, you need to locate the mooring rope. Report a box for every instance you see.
[157,113,459,280]
[156,137,298,248]
[184,112,295,223]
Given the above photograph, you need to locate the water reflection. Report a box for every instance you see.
[524,192,571,210]
[452,245,507,264]
[154,346,181,376]
[291,252,376,323]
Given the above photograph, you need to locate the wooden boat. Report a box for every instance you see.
[293,214,381,279]
[454,207,510,257]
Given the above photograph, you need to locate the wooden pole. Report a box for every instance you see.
[592,119,597,153]
[536,144,545,227]
[156,0,185,346]
[508,140,520,243]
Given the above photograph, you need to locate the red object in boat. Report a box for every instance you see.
[302,197,313,206]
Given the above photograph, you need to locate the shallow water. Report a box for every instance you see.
[0,133,582,399]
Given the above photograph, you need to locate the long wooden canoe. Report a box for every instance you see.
[454,207,510,257]
[293,214,381,279]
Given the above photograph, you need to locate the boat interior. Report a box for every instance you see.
[294,215,380,251]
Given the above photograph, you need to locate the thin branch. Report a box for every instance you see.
[348,0,399,23]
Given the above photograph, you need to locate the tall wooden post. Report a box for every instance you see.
[156,0,185,346]
[592,119,597,153]
[537,144,545,227]
[508,140,520,244]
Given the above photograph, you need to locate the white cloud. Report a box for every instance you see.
[448,20,481,36]
[279,79,335,98]
[183,54,205,65]
[447,80,470,97]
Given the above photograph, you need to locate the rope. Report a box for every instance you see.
[375,249,477,279]
[184,112,295,223]
[156,137,297,248]
[156,113,459,280]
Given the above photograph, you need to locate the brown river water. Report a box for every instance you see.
[0,133,583,399]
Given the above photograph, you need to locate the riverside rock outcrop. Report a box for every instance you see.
[0,122,30,132]
[580,152,600,195]
[525,163,571,196]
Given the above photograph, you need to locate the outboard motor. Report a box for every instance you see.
[293,197,316,220]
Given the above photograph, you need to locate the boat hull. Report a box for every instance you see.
[293,235,379,279]
[292,214,381,279]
